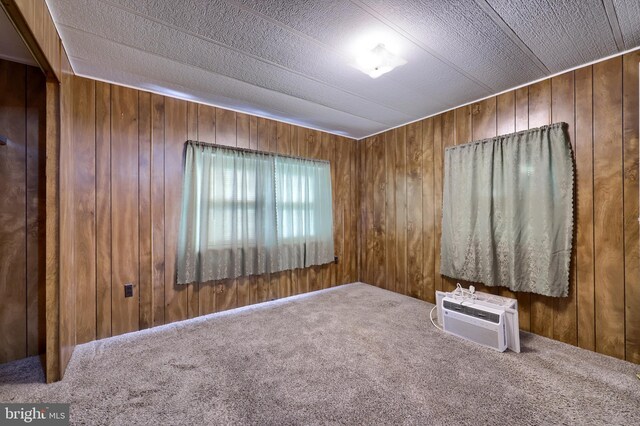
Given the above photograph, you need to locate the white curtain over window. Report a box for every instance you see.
[177,142,334,284]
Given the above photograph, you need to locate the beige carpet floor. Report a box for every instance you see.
[1,283,639,425]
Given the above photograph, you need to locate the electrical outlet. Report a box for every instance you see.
[124,283,133,298]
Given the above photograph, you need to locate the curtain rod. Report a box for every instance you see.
[186,140,330,164]
[444,122,568,151]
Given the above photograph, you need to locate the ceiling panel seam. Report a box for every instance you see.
[602,0,625,50]
[473,0,550,74]
[96,0,415,118]
[60,24,392,128]
[347,0,494,93]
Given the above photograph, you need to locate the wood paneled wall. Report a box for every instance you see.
[358,52,640,363]
[0,59,46,364]
[68,76,359,344]
[2,0,62,80]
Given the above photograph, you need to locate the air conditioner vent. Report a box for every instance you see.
[442,300,500,323]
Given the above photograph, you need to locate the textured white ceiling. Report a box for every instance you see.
[46,0,640,139]
[0,7,37,66]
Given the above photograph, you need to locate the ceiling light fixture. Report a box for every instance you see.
[352,43,407,79]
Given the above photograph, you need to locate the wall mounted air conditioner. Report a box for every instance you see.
[436,290,520,352]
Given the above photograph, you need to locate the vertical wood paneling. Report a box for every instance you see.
[622,52,640,363]
[384,130,396,292]
[432,115,443,294]
[322,132,337,289]
[45,80,61,381]
[365,137,374,285]
[111,85,139,336]
[151,94,165,327]
[0,60,27,363]
[185,103,200,319]
[216,108,239,311]
[575,66,595,351]
[422,118,435,303]
[164,97,188,324]
[292,125,309,295]
[406,121,423,299]
[72,77,96,344]
[95,82,112,339]
[440,111,456,292]
[373,134,386,288]
[196,104,216,315]
[472,98,497,140]
[58,52,75,373]
[338,136,352,284]
[26,67,46,357]
[497,92,515,135]
[551,72,578,346]
[355,52,638,362]
[138,92,153,330]
[593,57,624,359]
[528,80,555,339]
[395,127,408,295]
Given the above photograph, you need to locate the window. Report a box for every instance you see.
[177,143,334,284]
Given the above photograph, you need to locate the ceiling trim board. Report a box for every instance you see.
[473,0,549,74]
[348,0,495,93]
[602,0,625,50]
[71,69,357,140]
[58,24,398,128]
[95,0,414,118]
[357,44,640,140]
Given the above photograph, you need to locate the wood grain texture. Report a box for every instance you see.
[422,118,435,303]
[384,130,396,292]
[95,81,112,339]
[406,121,423,300]
[395,127,408,295]
[164,97,188,324]
[151,94,165,327]
[372,134,386,288]
[110,85,139,336]
[527,79,555,339]
[551,72,577,346]
[432,115,443,294]
[575,66,595,352]
[356,53,638,362]
[440,111,456,293]
[186,102,200,319]
[0,60,27,363]
[45,80,60,382]
[71,76,96,344]
[593,57,625,359]
[139,91,153,329]
[622,52,640,363]
[26,66,46,357]
[58,51,75,374]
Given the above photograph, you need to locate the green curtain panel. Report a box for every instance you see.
[440,123,574,297]
[177,142,334,284]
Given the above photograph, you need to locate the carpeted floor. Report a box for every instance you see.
[1,283,639,425]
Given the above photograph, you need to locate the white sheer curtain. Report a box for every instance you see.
[177,143,334,284]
